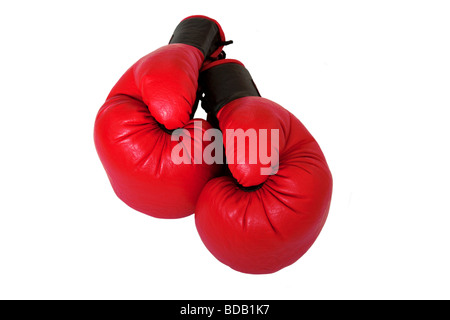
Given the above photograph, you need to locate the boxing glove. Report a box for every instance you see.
[195,60,333,274]
[94,16,228,219]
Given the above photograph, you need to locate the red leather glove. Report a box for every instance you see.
[94,16,227,219]
[195,60,333,273]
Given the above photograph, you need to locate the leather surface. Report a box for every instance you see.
[195,61,333,273]
[94,44,221,219]
[169,17,222,58]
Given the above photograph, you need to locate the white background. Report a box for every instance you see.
[1,0,449,300]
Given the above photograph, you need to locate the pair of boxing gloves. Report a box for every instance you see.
[94,16,333,274]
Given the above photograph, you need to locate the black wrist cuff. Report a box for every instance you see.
[169,17,223,58]
[199,62,261,116]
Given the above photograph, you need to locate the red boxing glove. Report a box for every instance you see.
[195,60,333,273]
[94,16,227,218]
